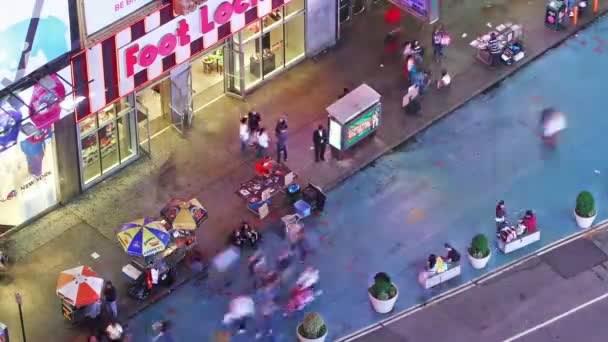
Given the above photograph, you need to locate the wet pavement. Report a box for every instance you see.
[127,12,608,342]
[1,0,608,341]
[349,226,608,342]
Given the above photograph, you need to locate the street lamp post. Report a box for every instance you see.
[15,292,26,342]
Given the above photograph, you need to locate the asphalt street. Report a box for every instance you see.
[509,292,608,342]
[349,231,608,342]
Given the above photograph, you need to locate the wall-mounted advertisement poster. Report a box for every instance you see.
[0,0,72,91]
[389,0,440,24]
[83,0,156,36]
[0,66,73,230]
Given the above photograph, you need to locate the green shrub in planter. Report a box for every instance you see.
[369,272,397,300]
[469,234,490,259]
[576,191,596,218]
[299,313,327,339]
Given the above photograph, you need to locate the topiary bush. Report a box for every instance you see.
[469,234,490,259]
[299,312,327,339]
[369,272,397,300]
[576,191,596,218]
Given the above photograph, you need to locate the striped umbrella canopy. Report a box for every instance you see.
[160,198,208,231]
[117,218,171,257]
[56,265,104,307]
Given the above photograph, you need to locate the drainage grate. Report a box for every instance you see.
[541,238,608,279]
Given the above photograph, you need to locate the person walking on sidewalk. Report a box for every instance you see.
[256,127,270,158]
[103,281,118,318]
[239,117,250,153]
[255,296,278,340]
[287,220,307,262]
[223,295,255,335]
[432,25,447,62]
[313,125,328,162]
[275,117,288,163]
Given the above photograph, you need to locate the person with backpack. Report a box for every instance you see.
[432,25,447,62]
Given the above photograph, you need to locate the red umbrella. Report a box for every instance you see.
[384,7,402,25]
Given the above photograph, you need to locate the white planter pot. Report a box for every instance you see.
[368,285,399,314]
[297,324,327,342]
[575,210,597,229]
[468,250,491,269]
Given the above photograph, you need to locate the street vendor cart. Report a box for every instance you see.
[327,84,382,160]
[56,265,104,323]
[470,22,524,66]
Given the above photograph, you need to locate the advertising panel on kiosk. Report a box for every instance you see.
[388,0,440,24]
[327,84,382,158]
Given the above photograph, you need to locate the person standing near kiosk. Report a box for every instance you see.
[313,125,328,162]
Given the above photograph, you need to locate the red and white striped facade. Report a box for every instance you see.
[72,0,291,122]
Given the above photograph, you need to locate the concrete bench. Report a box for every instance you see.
[498,230,541,254]
[419,264,462,289]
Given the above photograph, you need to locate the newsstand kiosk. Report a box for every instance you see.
[545,0,567,30]
[327,84,382,160]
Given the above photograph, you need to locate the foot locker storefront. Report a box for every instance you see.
[72,0,308,188]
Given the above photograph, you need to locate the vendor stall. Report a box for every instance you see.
[469,23,524,66]
[545,1,567,30]
[327,84,382,160]
[56,266,104,322]
[236,158,296,219]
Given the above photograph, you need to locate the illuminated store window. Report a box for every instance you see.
[286,0,305,16]
[78,97,137,186]
[240,3,305,91]
[285,13,305,65]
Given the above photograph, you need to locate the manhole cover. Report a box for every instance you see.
[541,238,608,279]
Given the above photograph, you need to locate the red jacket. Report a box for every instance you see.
[522,215,537,233]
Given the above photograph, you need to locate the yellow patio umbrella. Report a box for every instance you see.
[160,198,208,231]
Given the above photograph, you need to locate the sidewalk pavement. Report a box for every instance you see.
[347,225,608,342]
[1,0,606,340]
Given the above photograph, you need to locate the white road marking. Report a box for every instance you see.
[503,292,608,342]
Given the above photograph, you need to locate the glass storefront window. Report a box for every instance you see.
[117,115,136,163]
[78,99,137,187]
[99,123,118,173]
[285,13,305,65]
[243,38,262,87]
[286,0,305,16]
[81,133,101,182]
[263,26,284,76]
[191,45,226,111]
[242,22,261,42]
[263,9,284,30]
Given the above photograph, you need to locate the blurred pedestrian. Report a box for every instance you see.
[287,221,307,262]
[313,125,328,162]
[239,117,249,153]
[256,127,270,158]
[432,25,447,62]
[436,69,451,89]
[152,320,175,342]
[103,281,118,318]
[255,297,277,340]
[223,295,255,335]
[104,319,123,341]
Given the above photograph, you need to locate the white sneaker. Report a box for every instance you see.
[255,333,263,339]
[238,329,246,335]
